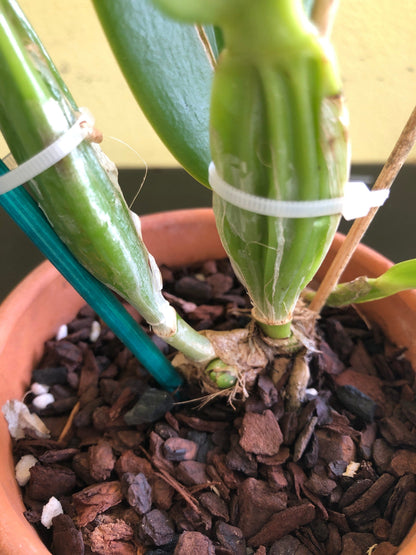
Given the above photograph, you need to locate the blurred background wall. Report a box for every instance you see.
[1,0,415,299]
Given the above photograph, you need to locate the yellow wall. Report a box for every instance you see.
[1,0,415,167]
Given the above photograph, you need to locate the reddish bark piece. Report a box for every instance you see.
[225,438,258,476]
[372,542,399,555]
[317,339,345,375]
[266,465,288,490]
[72,481,123,527]
[176,413,229,432]
[163,437,198,461]
[316,429,356,464]
[343,473,396,517]
[151,475,175,511]
[216,521,246,555]
[237,477,288,538]
[256,446,290,466]
[141,509,175,547]
[205,464,230,501]
[390,449,416,476]
[52,514,84,555]
[88,440,116,481]
[27,463,77,501]
[206,273,234,296]
[189,304,224,324]
[334,369,387,407]
[379,416,416,448]
[209,453,242,489]
[247,503,316,547]
[339,479,373,509]
[384,473,416,521]
[269,535,310,554]
[305,471,337,496]
[108,387,136,420]
[175,460,209,486]
[198,491,229,521]
[239,410,283,456]
[115,450,153,479]
[340,532,376,554]
[88,520,134,555]
[373,518,391,541]
[373,438,395,473]
[39,447,79,464]
[78,348,100,396]
[389,491,416,546]
[174,530,215,554]
[360,422,377,460]
[326,523,342,555]
[350,340,377,376]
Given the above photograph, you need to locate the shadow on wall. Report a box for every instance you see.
[0,164,415,301]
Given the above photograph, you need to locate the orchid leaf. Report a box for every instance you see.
[92,0,218,187]
[324,260,416,306]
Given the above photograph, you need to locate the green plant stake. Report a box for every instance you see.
[0,160,182,391]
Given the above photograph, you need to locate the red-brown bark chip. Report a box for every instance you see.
[340,532,376,554]
[27,463,77,501]
[390,450,416,476]
[198,491,229,521]
[239,410,283,456]
[269,535,311,554]
[52,514,84,555]
[237,477,288,538]
[87,519,135,555]
[389,491,416,546]
[88,440,116,481]
[141,509,175,546]
[247,502,316,547]
[372,542,399,555]
[173,530,215,554]
[72,481,123,527]
[175,460,209,486]
[215,521,246,555]
[316,429,356,464]
[343,473,396,517]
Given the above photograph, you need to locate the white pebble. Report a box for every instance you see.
[305,388,319,400]
[56,324,68,340]
[32,393,55,410]
[41,496,63,528]
[15,454,38,486]
[89,320,101,342]
[2,400,50,440]
[30,382,50,396]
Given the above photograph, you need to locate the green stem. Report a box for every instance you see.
[259,321,292,339]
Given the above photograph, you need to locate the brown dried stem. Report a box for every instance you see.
[310,104,416,315]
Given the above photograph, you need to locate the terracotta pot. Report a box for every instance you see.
[0,208,415,554]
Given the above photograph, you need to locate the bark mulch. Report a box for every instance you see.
[9,258,416,554]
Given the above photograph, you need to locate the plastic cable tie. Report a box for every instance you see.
[209,162,389,221]
[0,109,93,195]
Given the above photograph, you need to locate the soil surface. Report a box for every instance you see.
[9,258,416,554]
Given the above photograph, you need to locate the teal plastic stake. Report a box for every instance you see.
[0,159,182,391]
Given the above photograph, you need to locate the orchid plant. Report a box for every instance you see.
[0,0,415,407]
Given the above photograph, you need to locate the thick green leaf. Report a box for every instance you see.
[325,259,416,306]
[92,0,217,187]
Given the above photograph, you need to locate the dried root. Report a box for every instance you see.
[173,300,318,408]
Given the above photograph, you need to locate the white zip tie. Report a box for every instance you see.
[0,108,94,195]
[209,162,389,221]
